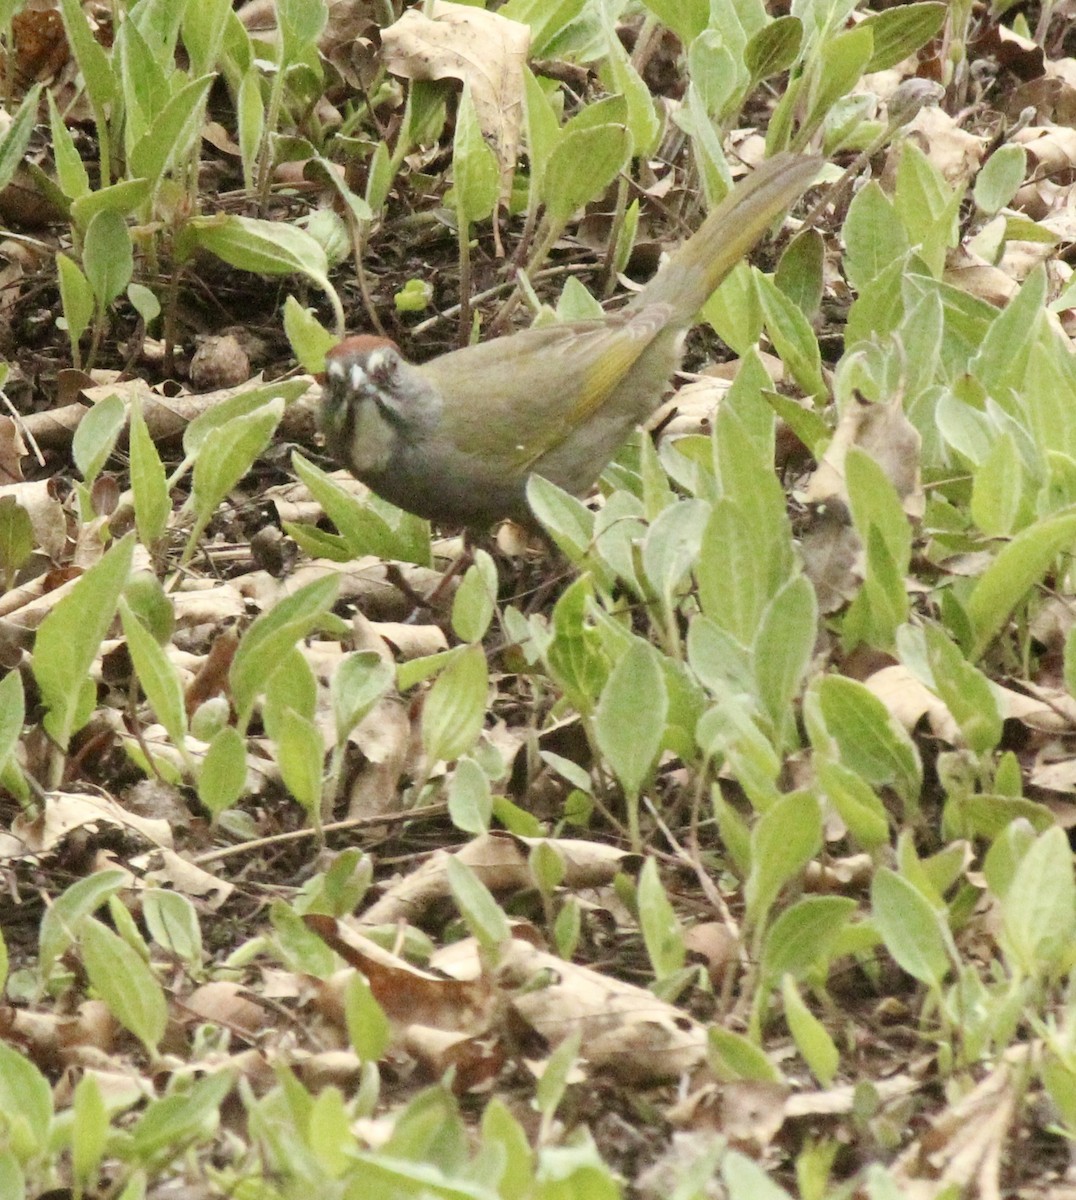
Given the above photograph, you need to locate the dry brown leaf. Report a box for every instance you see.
[891,1056,1018,1199]
[799,501,862,615]
[997,680,1076,732]
[805,392,924,520]
[668,1079,790,1150]
[497,938,708,1083]
[1,792,173,861]
[944,252,1019,306]
[360,832,629,926]
[891,106,986,188]
[321,0,381,90]
[381,1,528,195]
[144,849,235,908]
[1013,124,1076,180]
[1030,752,1076,794]
[343,695,417,819]
[183,982,269,1038]
[308,917,496,1034]
[21,374,320,456]
[0,479,68,564]
[863,664,961,742]
[401,1024,506,1091]
[681,921,739,987]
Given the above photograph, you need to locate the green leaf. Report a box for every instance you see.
[967,507,1076,658]
[56,253,95,349]
[782,975,839,1087]
[858,3,946,72]
[277,0,327,59]
[142,889,202,966]
[541,124,632,229]
[422,643,488,763]
[701,262,762,358]
[870,868,955,990]
[546,575,608,715]
[974,144,1027,216]
[0,496,32,581]
[276,707,324,821]
[124,572,174,644]
[745,16,803,83]
[197,726,247,820]
[1000,826,1076,978]
[32,534,135,750]
[331,651,393,746]
[800,24,874,145]
[181,0,232,76]
[0,669,23,782]
[58,0,116,111]
[39,869,128,979]
[230,575,339,729]
[0,84,43,195]
[708,1026,783,1084]
[452,549,499,643]
[129,398,170,546]
[187,213,327,278]
[291,451,432,567]
[83,210,133,309]
[815,675,922,807]
[262,648,317,742]
[128,284,161,326]
[637,858,684,981]
[755,269,826,396]
[71,1074,108,1189]
[184,214,341,324]
[446,854,510,958]
[344,970,391,1063]
[921,624,1002,756]
[816,759,889,851]
[80,917,168,1054]
[526,474,603,578]
[237,65,265,194]
[453,82,499,226]
[70,179,153,231]
[448,756,492,835]
[283,296,336,374]
[187,399,284,548]
[637,0,707,43]
[599,32,660,158]
[73,392,125,484]
[744,791,822,930]
[753,573,817,744]
[970,430,1024,537]
[761,896,857,985]
[120,599,188,751]
[129,73,214,187]
[842,182,910,293]
[723,1149,793,1200]
[0,1040,52,1158]
[775,227,824,319]
[641,500,710,609]
[594,641,667,800]
[130,1072,231,1159]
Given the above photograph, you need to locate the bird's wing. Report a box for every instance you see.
[418,306,674,471]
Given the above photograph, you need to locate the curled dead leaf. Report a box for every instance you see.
[381,1,528,195]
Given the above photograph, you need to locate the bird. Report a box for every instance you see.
[320,153,821,529]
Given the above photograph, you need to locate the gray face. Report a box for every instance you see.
[322,346,405,441]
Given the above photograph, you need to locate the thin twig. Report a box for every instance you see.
[190,802,449,865]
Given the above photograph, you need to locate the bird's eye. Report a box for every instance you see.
[366,348,397,387]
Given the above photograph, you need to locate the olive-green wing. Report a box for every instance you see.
[417,305,673,471]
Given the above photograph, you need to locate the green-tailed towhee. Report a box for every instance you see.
[321,153,821,528]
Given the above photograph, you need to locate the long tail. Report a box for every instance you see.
[632,152,822,322]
